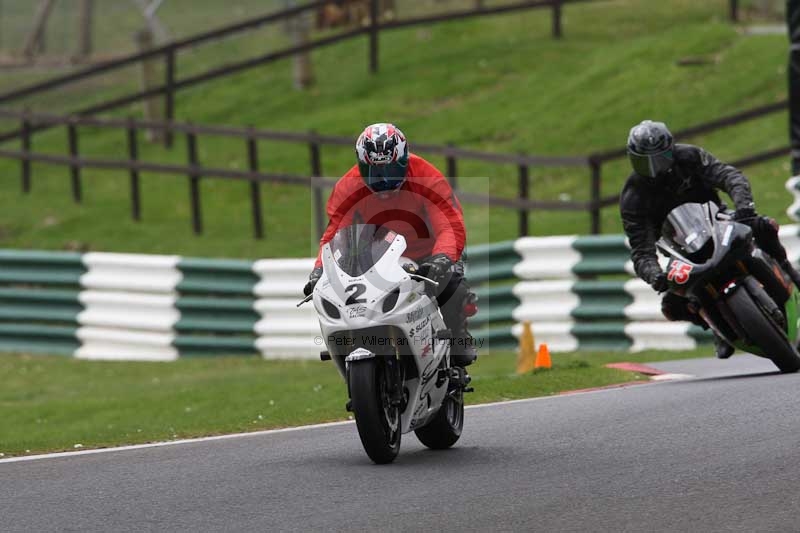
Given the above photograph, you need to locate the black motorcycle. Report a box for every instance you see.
[656,202,800,373]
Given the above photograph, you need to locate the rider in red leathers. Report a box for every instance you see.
[303,123,477,367]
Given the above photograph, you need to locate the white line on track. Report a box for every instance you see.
[650,373,694,381]
[0,376,688,464]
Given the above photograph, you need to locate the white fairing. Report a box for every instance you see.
[314,234,450,433]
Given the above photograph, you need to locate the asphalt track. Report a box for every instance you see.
[3,354,800,532]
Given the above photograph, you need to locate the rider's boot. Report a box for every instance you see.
[449,317,477,368]
[451,338,478,368]
[451,302,478,367]
[442,291,479,368]
[780,259,800,291]
[713,332,735,359]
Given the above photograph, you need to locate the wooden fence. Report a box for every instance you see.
[0,0,603,145]
[0,0,746,145]
[0,109,591,239]
[0,96,790,240]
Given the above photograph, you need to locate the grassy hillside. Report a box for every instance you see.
[0,0,793,258]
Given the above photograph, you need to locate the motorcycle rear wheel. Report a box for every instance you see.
[727,287,800,373]
[349,358,401,464]
[414,388,464,450]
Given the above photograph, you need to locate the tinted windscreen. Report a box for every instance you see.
[661,203,714,254]
[330,224,397,277]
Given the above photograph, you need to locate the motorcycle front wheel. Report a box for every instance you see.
[414,388,464,450]
[727,287,800,373]
[349,358,401,464]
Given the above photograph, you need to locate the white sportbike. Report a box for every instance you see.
[300,224,471,464]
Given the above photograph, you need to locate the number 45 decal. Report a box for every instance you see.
[667,260,693,284]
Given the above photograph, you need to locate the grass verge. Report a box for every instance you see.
[0,347,713,457]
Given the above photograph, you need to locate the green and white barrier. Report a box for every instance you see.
[0,244,517,360]
[254,258,319,359]
[77,253,182,361]
[175,257,260,357]
[0,250,85,355]
[2,224,798,360]
[510,234,704,352]
[464,241,521,349]
[508,225,800,352]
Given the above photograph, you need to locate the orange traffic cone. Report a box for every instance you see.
[516,321,536,374]
[534,343,552,369]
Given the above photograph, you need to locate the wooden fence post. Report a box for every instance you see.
[67,119,82,203]
[309,133,325,240]
[247,131,265,239]
[22,0,56,59]
[186,129,203,234]
[126,117,142,221]
[20,112,31,193]
[590,158,601,234]
[135,28,163,143]
[286,0,314,89]
[77,0,93,60]
[518,163,529,236]
[730,0,739,22]
[552,0,562,39]
[164,46,176,148]
[369,0,379,73]
[446,144,458,189]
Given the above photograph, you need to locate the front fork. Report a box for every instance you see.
[384,356,404,408]
[344,354,404,413]
[698,259,790,346]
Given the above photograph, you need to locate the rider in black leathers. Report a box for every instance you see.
[620,120,800,359]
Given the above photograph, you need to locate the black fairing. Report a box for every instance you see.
[657,203,753,296]
[655,202,790,343]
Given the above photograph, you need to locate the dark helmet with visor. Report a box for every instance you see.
[627,120,674,179]
[355,123,409,193]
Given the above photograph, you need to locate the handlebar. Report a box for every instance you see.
[409,273,440,288]
[403,263,439,287]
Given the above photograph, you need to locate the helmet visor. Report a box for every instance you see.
[360,161,407,192]
[629,149,673,178]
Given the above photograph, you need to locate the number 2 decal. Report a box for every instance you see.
[345,283,367,305]
[667,261,693,284]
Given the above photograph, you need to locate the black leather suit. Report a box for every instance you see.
[619,143,786,323]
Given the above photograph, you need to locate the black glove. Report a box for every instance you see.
[303,267,323,297]
[649,271,668,293]
[733,205,758,224]
[418,253,453,285]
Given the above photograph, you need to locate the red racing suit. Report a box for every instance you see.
[314,153,466,268]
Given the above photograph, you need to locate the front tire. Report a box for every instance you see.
[727,287,800,373]
[414,388,464,449]
[349,358,401,464]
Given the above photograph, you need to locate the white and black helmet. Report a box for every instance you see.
[355,123,409,193]
[627,120,674,179]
